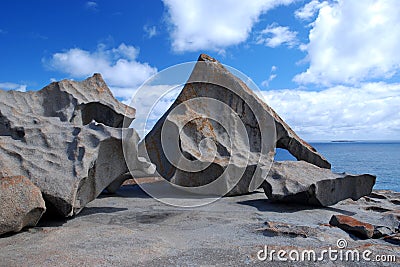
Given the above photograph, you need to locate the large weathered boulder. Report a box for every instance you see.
[0,74,151,217]
[0,117,143,217]
[0,176,46,235]
[262,161,376,206]
[140,54,330,196]
[0,73,135,135]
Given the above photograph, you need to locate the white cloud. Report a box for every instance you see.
[163,0,295,52]
[294,0,400,85]
[46,43,157,101]
[294,0,327,21]
[85,1,98,11]
[262,82,400,140]
[0,82,27,92]
[143,25,158,38]
[256,24,298,48]
[128,84,182,138]
[261,65,278,87]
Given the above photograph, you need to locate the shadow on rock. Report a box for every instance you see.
[102,185,154,199]
[36,212,68,228]
[237,198,356,216]
[77,207,128,217]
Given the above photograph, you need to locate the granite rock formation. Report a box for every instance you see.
[1,187,399,266]
[0,176,46,235]
[329,214,375,239]
[262,161,376,206]
[0,73,135,131]
[141,54,330,196]
[0,54,381,239]
[0,74,150,218]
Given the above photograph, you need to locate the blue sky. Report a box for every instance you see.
[1,0,399,140]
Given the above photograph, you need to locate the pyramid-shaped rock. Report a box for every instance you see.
[141,54,331,196]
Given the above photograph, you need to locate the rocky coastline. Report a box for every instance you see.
[0,54,398,266]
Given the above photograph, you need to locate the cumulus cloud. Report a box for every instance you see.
[46,43,157,101]
[294,0,400,85]
[0,82,27,92]
[262,82,400,140]
[256,24,297,48]
[127,80,400,140]
[163,0,295,52]
[294,0,327,21]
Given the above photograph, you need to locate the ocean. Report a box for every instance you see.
[275,141,400,192]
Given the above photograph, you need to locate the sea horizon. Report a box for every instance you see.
[276,141,400,192]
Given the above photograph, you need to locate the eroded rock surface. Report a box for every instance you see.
[329,214,375,239]
[259,221,319,238]
[262,161,376,206]
[0,74,149,217]
[1,186,398,266]
[0,176,46,235]
[141,54,330,196]
[0,116,141,218]
[385,233,400,245]
[0,73,135,133]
